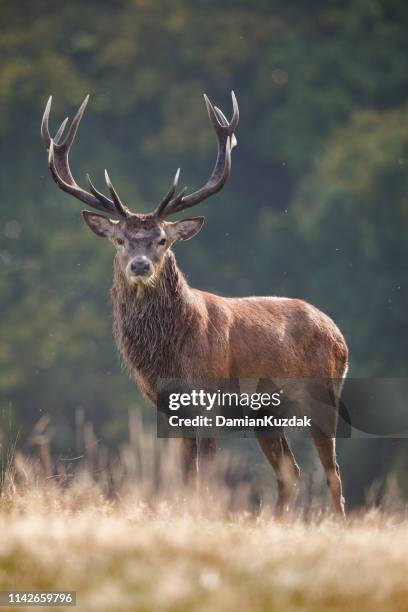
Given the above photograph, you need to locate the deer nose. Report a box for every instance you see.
[130,257,151,276]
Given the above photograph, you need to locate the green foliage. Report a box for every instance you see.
[295,106,408,375]
[1,0,407,503]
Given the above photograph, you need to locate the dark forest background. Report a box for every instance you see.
[1,0,407,506]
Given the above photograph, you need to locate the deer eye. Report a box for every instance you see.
[158,238,166,246]
[116,238,124,246]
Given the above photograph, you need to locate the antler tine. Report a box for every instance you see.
[104,170,130,218]
[163,185,188,214]
[157,91,239,218]
[154,168,181,217]
[86,173,118,210]
[60,95,89,150]
[47,140,116,214]
[230,90,240,131]
[206,90,239,135]
[54,117,69,145]
[214,106,237,148]
[41,96,129,219]
[41,96,53,147]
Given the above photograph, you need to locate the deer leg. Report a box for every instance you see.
[281,436,301,479]
[198,438,217,481]
[313,437,345,516]
[178,438,198,487]
[257,434,300,516]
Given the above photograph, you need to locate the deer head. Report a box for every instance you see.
[41,92,239,286]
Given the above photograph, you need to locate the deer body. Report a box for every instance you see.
[42,90,348,516]
[112,250,347,392]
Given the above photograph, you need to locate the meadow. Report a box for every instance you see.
[2,3,408,610]
[0,417,407,612]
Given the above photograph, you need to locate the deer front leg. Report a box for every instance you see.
[198,438,217,482]
[178,438,198,487]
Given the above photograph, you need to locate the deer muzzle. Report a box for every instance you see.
[127,257,154,282]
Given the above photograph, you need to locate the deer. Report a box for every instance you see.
[41,91,348,516]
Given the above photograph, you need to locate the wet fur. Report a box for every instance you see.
[111,248,349,514]
[112,251,348,390]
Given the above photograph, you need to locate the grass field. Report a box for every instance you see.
[0,489,407,611]
[0,419,407,611]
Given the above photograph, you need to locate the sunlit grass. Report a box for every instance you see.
[0,489,407,612]
[0,416,406,611]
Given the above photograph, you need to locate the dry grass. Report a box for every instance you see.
[0,415,407,611]
[0,490,407,612]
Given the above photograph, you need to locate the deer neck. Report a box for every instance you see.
[111,251,199,388]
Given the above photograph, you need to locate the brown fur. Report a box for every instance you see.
[42,92,347,514]
[112,249,348,515]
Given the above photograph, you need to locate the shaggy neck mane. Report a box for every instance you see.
[112,251,199,388]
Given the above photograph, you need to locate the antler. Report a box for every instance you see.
[42,92,238,221]
[154,91,239,219]
[41,96,131,219]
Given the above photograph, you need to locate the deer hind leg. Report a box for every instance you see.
[313,437,345,516]
[257,434,300,516]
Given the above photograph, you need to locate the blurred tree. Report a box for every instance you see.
[0,0,407,504]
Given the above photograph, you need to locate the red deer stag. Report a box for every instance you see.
[41,92,348,516]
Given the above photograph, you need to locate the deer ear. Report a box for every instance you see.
[165,217,205,242]
[82,211,115,238]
